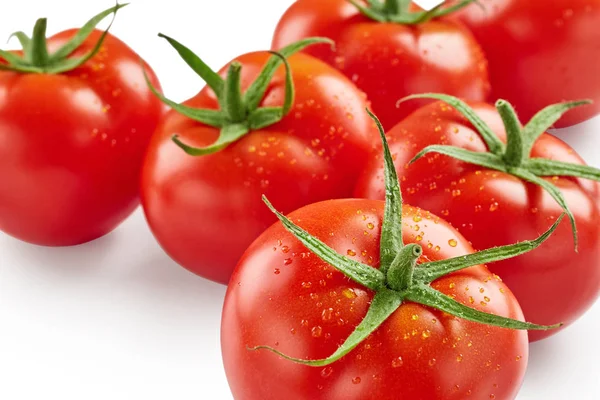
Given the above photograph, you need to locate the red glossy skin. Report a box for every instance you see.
[356,101,600,341]
[0,29,163,246]
[222,199,528,400]
[456,0,600,128]
[141,52,378,284]
[272,0,490,130]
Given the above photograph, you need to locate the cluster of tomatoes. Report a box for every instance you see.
[1,1,599,399]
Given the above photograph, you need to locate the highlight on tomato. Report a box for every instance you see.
[141,35,379,284]
[356,93,600,341]
[0,4,164,246]
[456,0,600,128]
[272,0,490,130]
[221,111,561,400]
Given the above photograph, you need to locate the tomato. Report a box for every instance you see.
[271,0,490,130]
[221,117,560,399]
[456,0,600,128]
[141,37,378,284]
[0,6,163,246]
[356,96,600,341]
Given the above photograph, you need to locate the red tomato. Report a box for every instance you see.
[272,0,490,129]
[0,25,163,246]
[141,51,378,284]
[222,199,528,399]
[456,0,600,128]
[356,101,600,341]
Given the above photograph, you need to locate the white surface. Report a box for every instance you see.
[0,1,598,399]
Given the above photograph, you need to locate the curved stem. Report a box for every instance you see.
[29,18,49,67]
[223,62,246,122]
[386,244,422,291]
[497,100,525,167]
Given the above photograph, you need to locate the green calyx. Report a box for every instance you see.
[349,0,479,24]
[400,93,599,250]
[0,3,127,74]
[144,36,333,156]
[250,110,562,367]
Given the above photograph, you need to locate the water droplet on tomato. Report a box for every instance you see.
[352,377,362,385]
[392,357,404,368]
[312,326,323,338]
[448,239,458,247]
[321,366,333,378]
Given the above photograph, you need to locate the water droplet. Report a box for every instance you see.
[322,308,333,321]
[490,395,496,399]
[429,358,437,366]
[412,314,419,321]
[516,355,522,361]
[422,330,431,339]
[434,246,441,252]
[489,202,499,212]
[302,282,312,289]
[274,268,281,275]
[342,288,357,299]
[449,283,456,289]
[448,239,458,247]
[392,357,404,368]
[347,249,357,256]
[413,215,422,222]
[367,223,375,230]
[284,258,293,266]
[321,366,333,378]
[457,354,463,362]
[484,296,491,302]
[312,326,323,338]
[352,377,362,385]
[282,246,290,253]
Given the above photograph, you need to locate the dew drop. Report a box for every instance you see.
[321,366,333,378]
[352,377,362,385]
[448,239,458,247]
[312,326,323,338]
[322,308,333,321]
[489,202,499,212]
[347,249,357,256]
[457,354,464,362]
[429,358,437,367]
[392,357,404,368]
[284,258,293,266]
[274,268,281,275]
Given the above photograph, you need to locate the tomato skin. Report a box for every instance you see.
[355,101,600,341]
[0,29,163,246]
[456,0,600,128]
[222,199,528,400]
[272,0,490,130]
[141,52,378,284]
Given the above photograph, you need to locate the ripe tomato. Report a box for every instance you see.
[141,38,378,284]
[456,0,600,128]
[356,97,600,341]
[272,0,490,129]
[221,114,558,399]
[0,6,163,246]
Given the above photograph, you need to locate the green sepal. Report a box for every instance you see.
[414,215,564,284]
[350,0,479,25]
[263,196,386,291]
[249,289,403,366]
[0,3,127,74]
[157,33,224,99]
[245,37,333,111]
[399,93,505,155]
[410,145,508,172]
[406,285,562,331]
[173,124,250,157]
[368,109,404,274]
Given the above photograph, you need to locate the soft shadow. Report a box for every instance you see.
[1,231,117,278]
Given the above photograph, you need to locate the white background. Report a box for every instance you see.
[0,1,598,399]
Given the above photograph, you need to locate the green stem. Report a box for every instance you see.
[383,0,405,15]
[497,100,525,167]
[223,62,246,122]
[29,18,50,67]
[386,244,422,291]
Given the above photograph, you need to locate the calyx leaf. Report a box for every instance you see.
[0,3,127,74]
[400,93,598,250]
[146,36,333,156]
[349,0,480,25]
[250,109,561,367]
